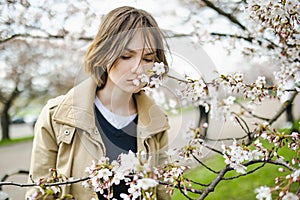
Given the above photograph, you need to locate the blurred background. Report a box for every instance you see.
[0,0,299,199]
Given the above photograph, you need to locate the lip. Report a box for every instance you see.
[127,78,138,82]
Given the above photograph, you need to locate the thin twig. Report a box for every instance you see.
[177,181,196,200]
[159,180,204,194]
[0,177,89,188]
[166,74,189,83]
[222,163,265,180]
[201,0,246,30]
[186,178,210,187]
[235,101,270,121]
[201,142,223,155]
[231,112,251,140]
[205,135,248,142]
[0,33,92,44]
[192,154,219,174]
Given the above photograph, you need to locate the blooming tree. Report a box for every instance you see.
[0,38,82,140]
[0,0,299,199]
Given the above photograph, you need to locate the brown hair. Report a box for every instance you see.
[84,6,169,88]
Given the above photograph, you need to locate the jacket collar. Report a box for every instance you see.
[52,77,169,137]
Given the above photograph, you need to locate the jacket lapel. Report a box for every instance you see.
[52,78,98,134]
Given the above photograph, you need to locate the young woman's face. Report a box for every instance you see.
[107,32,155,94]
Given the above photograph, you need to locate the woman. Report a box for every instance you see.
[26,6,171,200]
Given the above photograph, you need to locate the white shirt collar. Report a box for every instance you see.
[94,96,137,129]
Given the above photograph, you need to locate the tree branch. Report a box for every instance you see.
[201,142,223,155]
[0,177,89,188]
[198,167,230,199]
[186,178,210,187]
[201,0,246,30]
[231,112,252,140]
[177,181,196,200]
[0,33,93,44]
[222,163,265,180]
[0,31,192,45]
[210,32,279,49]
[235,101,271,121]
[192,154,219,174]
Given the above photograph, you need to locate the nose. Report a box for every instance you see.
[131,59,143,74]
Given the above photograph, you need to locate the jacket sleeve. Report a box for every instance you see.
[25,97,62,199]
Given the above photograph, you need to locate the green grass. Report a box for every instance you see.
[0,136,33,147]
[172,126,299,200]
[173,155,298,199]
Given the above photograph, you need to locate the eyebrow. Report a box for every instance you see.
[124,48,155,56]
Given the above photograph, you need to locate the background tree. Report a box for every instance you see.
[0,38,82,140]
[0,0,299,199]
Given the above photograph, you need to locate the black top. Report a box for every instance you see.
[94,105,138,199]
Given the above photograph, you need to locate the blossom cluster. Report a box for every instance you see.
[176,76,209,107]
[82,151,162,200]
[274,62,300,100]
[245,0,299,48]
[221,140,266,174]
[154,163,191,196]
[132,62,165,89]
[217,72,271,102]
[254,122,300,151]
[255,167,300,200]
[28,168,75,200]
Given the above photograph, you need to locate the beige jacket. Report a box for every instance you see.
[26,78,171,199]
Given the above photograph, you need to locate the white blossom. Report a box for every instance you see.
[138,73,149,83]
[97,168,112,181]
[255,186,272,200]
[120,193,131,200]
[128,184,142,199]
[288,169,300,182]
[150,77,163,88]
[255,76,266,88]
[152,62,165,75]
[282,192,299,200]
[118,151,140,173]
[224,96,236,105]
[133,79,140,86]
[136,178,158,190]
[222,140,264,174]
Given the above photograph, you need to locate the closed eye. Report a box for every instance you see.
[143,58,154,62]
[120,55,131,60]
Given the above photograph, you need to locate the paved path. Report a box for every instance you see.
[0,97,299,199]
[0,140,32,200]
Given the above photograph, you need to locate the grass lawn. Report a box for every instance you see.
[172,137,299,200]
[0,136,33,147]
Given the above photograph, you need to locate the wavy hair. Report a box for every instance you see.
[84,6,169,88]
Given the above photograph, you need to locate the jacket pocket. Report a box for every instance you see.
[57,124,76,144]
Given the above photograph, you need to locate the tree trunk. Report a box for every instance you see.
[1,106,10,140]
[286,103,294,123]
[198,105,209,139]
[0,87,20,141]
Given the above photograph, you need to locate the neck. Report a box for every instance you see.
[97,82,136,116]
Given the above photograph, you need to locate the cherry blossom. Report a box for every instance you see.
[150,77,163,88]
[152,62,165,75]
[2,0,300,199]
[255,186,272,200]
[136,178,158,190]
[281,192,299,200]
[222,140,265,174]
